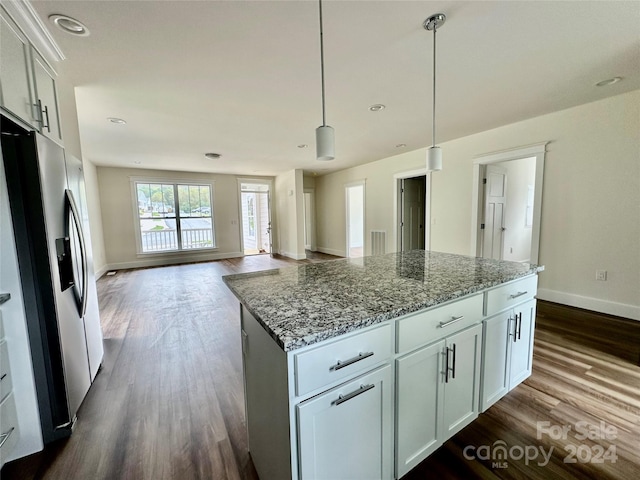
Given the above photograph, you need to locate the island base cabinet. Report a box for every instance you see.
[480,299,537,412]
[396,323,482,478]
[297,365,393,480]
[509,299,536,387]
[442,324,483,438]
[396,341,444,478]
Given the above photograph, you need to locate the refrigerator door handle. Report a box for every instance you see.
[65,189,88,318]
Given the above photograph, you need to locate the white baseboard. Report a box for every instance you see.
[537,288,640,321]
[106,251,244,271]
[279,251,307,261]
[94,264,109,279]
[316,246,346,257]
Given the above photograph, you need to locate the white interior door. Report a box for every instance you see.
[482,165,508,260]
[346,183,365,258]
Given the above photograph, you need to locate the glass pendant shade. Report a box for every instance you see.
[316,125,335,161]
[427,146,442,172]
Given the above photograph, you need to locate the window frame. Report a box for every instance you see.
[130,176,217,255]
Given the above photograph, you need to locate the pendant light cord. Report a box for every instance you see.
[319,0,327,127]
[432,25,437,148]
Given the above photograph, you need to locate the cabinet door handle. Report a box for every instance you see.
[330,351,374,371]
[444,344,456,383]
[0,427,15,449]
[509,291,528,299]
[509,315,517,343]
[439,315,464,328]
[43,104,51,133]
[0,374,6,381]
[517,313,522,340]
[332,384,375,406]
[450,344,456,380]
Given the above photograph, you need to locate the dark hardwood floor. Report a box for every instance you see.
[4,254,639,479]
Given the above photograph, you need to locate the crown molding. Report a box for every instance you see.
[1,0,65,63]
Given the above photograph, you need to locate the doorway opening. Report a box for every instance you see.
[399,175,426,252]
[240,182,272,256]
[472,143,547,264]
[346,182,365,258]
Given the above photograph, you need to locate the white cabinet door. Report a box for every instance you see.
[396,340,444,478]
[509,299,536,388]
[480,311,511,412]
[0,8,36,126]
[442,324,482,439]
[297,365,393,480]
[31,49,62,144]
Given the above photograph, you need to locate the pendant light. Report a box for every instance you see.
[316,0,334,161]
[424,13,446,172]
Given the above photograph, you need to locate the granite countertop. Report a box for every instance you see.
[223,250,544,352]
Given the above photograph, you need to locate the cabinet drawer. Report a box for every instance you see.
[0,341,11,402]
[397,294,483,354]
[485,275,538,317]
[295,324,392,396]
[0,393,20,465]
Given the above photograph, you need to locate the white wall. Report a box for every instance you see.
[96,167,273,269]
[316,90,640,320]
[274,169,305,260]
[56,71,108,277]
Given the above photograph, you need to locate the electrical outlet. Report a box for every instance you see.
[596,270,607,281]
[510,247,513,254]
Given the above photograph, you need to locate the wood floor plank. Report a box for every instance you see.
[2,254,639,480]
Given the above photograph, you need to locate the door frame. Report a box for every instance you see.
[237,178,274,256]
[303,188,317,252]
[471,143,547,264]
[393,169,431,253]
[345,180,366,258]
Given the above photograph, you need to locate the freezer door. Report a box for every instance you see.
[34,134,91,418]
[64,154,103,380]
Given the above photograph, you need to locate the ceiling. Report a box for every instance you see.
[30,0,640,177]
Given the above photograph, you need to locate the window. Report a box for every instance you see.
[135,181,215,253]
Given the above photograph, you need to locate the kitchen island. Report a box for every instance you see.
[224,250,543,480]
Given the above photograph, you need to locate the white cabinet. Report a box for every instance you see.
[31,48,62,144]
[480,293,537,412]
[396,324,482,478]
[0,7,36,126]
[442,324,483,438]
[0,6,62,144]
[396,340,443,477]
[508,299,536,387]
[297,365,393,480]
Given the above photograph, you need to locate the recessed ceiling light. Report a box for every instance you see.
[298,144,308,149]
[396,143,407,148]
[204,153,221,159]
[595,77,622,87]
[107,117,126,124]
[369,104,386,112]
[49,14,90,36]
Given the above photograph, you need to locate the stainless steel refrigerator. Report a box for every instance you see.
[1,114,103,443]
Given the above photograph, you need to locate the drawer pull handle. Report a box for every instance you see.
[332,384,375,406]
[330,351,374,371]
[0,374,6,381]
[439,315,464,328]
[0,427,15,449]
[509,291,528,299]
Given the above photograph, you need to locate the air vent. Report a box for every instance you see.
[371,230,386,256]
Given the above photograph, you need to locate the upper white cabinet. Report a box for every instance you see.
[30,48,62,144]
[0,6,63,145]
[0,8,36,126]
